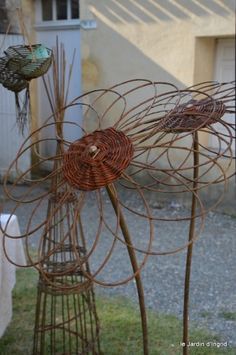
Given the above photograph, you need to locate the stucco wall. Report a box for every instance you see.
[80,0,235,92]
[79,0,235,143]
[80,0,235,142]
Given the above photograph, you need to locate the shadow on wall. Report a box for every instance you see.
[89,0,234,24]
[83,19,184,89]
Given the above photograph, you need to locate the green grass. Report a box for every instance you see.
[0,268,234,354]
[200,311,212,319]
[219,312,236,321]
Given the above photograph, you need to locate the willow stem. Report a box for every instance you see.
[106,184,149,355]
[183,132,199,354]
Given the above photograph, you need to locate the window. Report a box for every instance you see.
[57,0,67,20]
[42,0,53,21]
[41,0,80,21]
[71,0,79,19]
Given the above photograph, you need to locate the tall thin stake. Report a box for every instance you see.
[106,184,149,355]
[183,131,199,354]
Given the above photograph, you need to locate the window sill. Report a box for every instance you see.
[35,19,97,31]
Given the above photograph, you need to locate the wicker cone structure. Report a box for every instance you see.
[31,44,102,354]
[33,280,100,355]
[33,150,101,355]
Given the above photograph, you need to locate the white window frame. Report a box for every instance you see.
[35,0,81,30]
[35,0,97,31]
[209,38,235,153]
[42,0,79,21]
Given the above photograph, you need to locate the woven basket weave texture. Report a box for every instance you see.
[63,127,134,191]
[0,57,28,92]
[4,44,52,80]
[162,99,226,132]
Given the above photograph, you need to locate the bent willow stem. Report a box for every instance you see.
[106,184,149,355]
[183,132,199,354]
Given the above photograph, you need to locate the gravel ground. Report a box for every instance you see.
[1,183,236,347]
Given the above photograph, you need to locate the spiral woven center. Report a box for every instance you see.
[162,99,226,132]
[62,127,134,191]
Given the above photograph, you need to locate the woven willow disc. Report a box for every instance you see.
[163,99,226,132]
[62,127,134,191]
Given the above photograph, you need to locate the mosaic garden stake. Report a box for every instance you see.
[1,79,235,354]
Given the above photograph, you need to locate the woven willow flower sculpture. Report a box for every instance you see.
[2,77,235,287]
[2,79,235,355]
